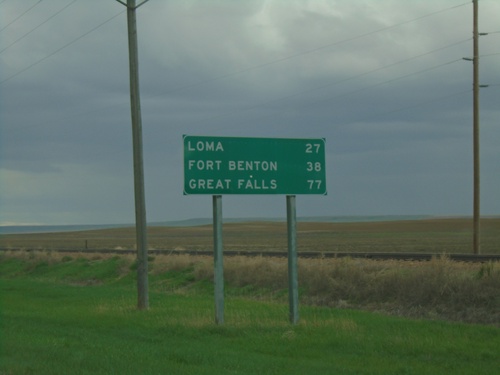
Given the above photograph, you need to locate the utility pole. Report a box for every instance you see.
[472,0,480,255]
[116,0,150,308]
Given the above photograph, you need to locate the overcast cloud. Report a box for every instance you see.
[1,0,499,225]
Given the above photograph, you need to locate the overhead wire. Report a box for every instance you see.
[0,8,125,85]
[0,0,78,55]
[169,1,475,132]
[211,58,468,134]
[177,38,470,129]
[141,1,471,100]
[0,0,42,33]
[277,64,478,133]
[1,0,476,133]
[352,89,472,125]
[0,0,469,89]
[2,0,471,132]
[287,59,465,117]
[33,37,471,134]
[480,52,500,57]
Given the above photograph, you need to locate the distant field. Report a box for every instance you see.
[1,218,499,254]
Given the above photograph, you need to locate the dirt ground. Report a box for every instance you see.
[1,218,499,254]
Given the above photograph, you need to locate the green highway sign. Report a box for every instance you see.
[183,135,327,195]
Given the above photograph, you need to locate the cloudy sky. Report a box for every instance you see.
[1,0,499,225]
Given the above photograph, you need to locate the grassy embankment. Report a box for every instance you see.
[3,249,499,325]
[1,253,500,374]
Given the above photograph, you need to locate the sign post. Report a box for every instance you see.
[183,135,326,324]
[213,195,224,324]
[287,195,299,324]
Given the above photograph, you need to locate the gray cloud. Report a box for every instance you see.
[1,0,499,225]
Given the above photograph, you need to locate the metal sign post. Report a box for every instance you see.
[287,195,299,324]
[213,195,224,324]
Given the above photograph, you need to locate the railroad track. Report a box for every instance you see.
[1,248,499,262]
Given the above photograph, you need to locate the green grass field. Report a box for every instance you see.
[1,255,500,374]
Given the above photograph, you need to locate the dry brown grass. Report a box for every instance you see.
[298,257,500,324]
[3,217,499,325]
[1,218,499,254]
[3,250,499,324]
[150,253,500,324]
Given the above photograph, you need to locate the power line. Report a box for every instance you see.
[0,0,42,33]
[0,9,125,85]
[43,38,470,133]
[176,38,469,129]
[251,2,470,69]
[2,1,471,128]
[1,1,477,128]
[214,59,467,134]
[8,36,470,134]
[354,89,471,124]
[292,39,470,102]
[203,59,462,130]
[209,85,473,137]
[0,0,78,55]
[302,59,464,112]
[144,1,471,100]
[0,1,469,90]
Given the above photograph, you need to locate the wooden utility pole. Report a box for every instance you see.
[472,0,480,254]
[116,0,150,309]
